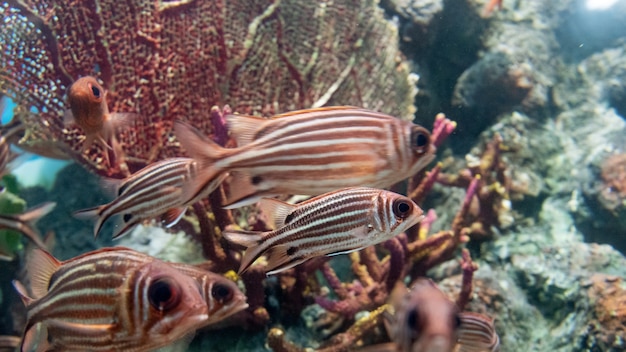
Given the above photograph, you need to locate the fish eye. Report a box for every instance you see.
[410,127,430,154]
[90,84,101,98]
[453,314,462,329]
[148,277,182,312]
[211,283,234,304]
[392,199,413,219]
[407,309,418,329]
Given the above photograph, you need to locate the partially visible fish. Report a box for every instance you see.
[387,279,460,352]
[174,106,435,208]
[365,279,500,352]
[74,157,226,239]
[13,247,210,352]
[0,201,56,250]
[0,116,25,177]
[170,263,249,326]
[455,312,500,352]
[223,187,424,275]
[65,76,133,161]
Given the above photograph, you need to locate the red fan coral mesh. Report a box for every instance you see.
[1,0,416,178]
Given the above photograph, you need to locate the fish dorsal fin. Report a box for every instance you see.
[258,198,297,229]
[26,249,61,299]
[225,114,267,147]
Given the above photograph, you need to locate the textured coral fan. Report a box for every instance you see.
[1,0,415,177]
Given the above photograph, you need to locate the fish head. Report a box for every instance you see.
[377,191,424,237]
[139,261,209,339]
[405,124,436,175]
[67,76,108,130]
[391,279,460,352]
[197,272,249,326]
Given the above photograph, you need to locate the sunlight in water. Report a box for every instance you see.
[585,0,620,10]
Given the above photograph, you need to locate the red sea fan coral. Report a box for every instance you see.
[1,0,416,177]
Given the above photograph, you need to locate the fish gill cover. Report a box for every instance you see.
[0,0,416,177]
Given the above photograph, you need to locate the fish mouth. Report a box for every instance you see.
[207,294,249,325]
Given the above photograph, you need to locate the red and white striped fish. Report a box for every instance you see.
[11,247,238,352]
[169,263,249,326]
[364,279,500,352]
[174,106,436,208]
[223,187,424,275]
[74,157,226,239]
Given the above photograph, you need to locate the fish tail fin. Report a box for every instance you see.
[222,229,265,274]
[73,206,107,239]
[15,202,56,249]
[174,120,226,203]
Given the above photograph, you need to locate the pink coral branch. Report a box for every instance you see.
[431,113,457,147]
[456,248,479,310]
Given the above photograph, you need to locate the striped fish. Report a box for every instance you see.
[169,263,249,326]
[12,247,215,352]
[366,279,500,352]
[0,201,56,250]
[223,187,424,275]
[74,157,226,239]
[387,279,461,352]
[455,312,501,352]
[0,117,25,177]
[174,106,435,208]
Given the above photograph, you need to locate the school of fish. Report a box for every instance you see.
[0,76,502,352]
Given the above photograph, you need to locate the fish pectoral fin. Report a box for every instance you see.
[163,207,187,228]
[223,171,274,209]
[258,198,296,229]
[62,109,76,126]
[264,245,308,276]
[25,249,61,299]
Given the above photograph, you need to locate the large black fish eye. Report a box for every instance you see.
[407,309,418,330]
[211,283,234,304]
[148,277,181,312]
[410,127,430,154]
[453,313,462,329]
[89,83,101,98]
[392,199,413,219]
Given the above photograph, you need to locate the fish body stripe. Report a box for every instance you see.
[115,158,194,197]
[456,312,501,352]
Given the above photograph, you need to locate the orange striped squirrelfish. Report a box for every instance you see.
[174,106,435,208]
[12,247,236,352]
[74,157,226,239]
[223,187,424,275]
[366,279,500,352]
